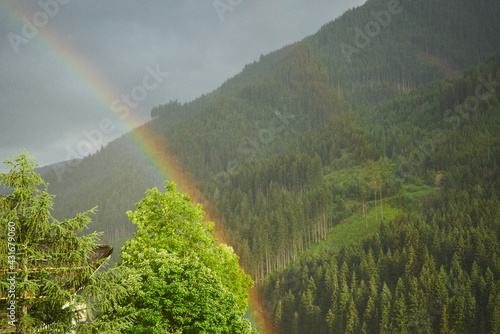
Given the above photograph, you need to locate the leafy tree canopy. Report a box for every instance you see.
[111,182,256,333]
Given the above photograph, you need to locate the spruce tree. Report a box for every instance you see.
[0,151,129,333]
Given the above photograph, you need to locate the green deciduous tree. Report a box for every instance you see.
[110,181,256,333]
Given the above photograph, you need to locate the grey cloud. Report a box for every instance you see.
[0,0,366,166]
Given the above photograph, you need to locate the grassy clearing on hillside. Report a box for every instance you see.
[307,202,401,256]
[402,183,435,200]
[305,182,436,257]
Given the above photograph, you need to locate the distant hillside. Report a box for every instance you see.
[312,0,500,106]
[42,134,166,265]
[39,0,500,277]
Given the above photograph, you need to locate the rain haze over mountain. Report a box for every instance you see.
[0,0,365,166]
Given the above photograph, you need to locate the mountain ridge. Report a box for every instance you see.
[38,0,500,287]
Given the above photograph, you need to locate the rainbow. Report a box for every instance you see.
[2,2,274,333]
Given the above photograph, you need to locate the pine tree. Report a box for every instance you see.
[292,311,299,334]
[298,277,321,333]
[392,291,409,333]
[274,300,283,333]
[0,151,130,333]
[326,307,337,334]
[491,304,500,334]
[363,296,376,332]
[345,296,359,334]
[379,283,392,334]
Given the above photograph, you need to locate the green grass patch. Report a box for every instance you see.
[402,183,434,200]
[301,169,436,259]
[306,201,401,256]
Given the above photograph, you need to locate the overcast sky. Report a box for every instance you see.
[0,0,366,167]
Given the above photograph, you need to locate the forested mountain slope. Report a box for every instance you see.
[150,0,500,182]
[259,49,500,334]
[39,0,500,290]
[42,135,166,262]
[313,0,500,106]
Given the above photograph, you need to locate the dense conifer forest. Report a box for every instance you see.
[260,52,500,333]
[34,0,500,332]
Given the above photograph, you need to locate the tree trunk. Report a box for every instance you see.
[363,194,367,228]
[380,188,383,220]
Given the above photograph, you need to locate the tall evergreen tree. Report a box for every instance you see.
[0,151,130,333]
